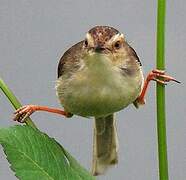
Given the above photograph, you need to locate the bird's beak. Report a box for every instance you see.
[94,45,106,53]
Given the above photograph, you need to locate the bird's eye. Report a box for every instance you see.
[84,39,88,47]
[114,41,121,49]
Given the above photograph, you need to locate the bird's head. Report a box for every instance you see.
[83,26,125,55]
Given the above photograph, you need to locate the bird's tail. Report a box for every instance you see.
[92,114,118,176]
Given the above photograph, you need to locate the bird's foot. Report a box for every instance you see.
[147,69,180,85]
[13,105,38,123]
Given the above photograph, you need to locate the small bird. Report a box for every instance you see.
[14,26,179,176]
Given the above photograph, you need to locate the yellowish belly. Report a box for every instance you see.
[56,66,142,117]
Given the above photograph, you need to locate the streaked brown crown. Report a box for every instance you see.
[88,26,119,47]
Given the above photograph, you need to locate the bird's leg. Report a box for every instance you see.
[134,69,180,107]
[13,105,72,123]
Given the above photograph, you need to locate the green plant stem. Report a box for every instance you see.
[0,78,37,129]
[156,0,169,180]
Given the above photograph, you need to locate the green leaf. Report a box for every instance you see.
[0,125,95,180]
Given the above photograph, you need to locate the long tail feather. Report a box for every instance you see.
[92,114,118,175]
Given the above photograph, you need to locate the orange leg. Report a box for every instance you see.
[13,105,72,123]
[135,69,180,106]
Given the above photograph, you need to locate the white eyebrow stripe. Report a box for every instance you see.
[112,33,124,42]
[86,32,91,39]
[85,32,94,46]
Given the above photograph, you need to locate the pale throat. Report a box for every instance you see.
[83,52,114,76]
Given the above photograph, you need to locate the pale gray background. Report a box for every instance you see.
[0,0,185,179]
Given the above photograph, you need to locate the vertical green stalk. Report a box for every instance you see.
[0,78,37,129]
[156,0,169,180]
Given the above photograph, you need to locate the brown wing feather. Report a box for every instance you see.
[127,44,142,66]
[57,41,84,78]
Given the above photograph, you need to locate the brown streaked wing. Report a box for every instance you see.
[127,44,142,66]
[57,41,84,78]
